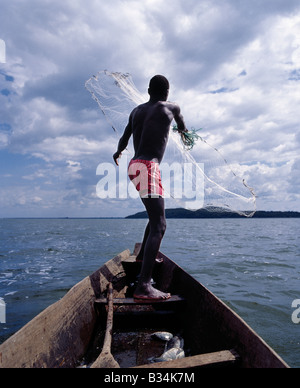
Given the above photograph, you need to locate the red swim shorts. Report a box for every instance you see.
[128,159,164,198]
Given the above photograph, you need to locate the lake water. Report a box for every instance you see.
[0,218,299,367]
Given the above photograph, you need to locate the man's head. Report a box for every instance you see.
[148,75,169,101]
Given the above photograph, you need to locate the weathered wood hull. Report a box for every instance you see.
[0,249,130,368]
[0,247,289,368]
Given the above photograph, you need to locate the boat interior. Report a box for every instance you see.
[80,244,240,368]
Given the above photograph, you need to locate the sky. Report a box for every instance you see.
[1,0,300,217]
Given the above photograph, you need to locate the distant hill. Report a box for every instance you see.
[126,208,300,219]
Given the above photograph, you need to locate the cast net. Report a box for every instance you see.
[85,70,256,217]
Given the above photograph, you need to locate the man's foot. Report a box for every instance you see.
[134,283,171,301]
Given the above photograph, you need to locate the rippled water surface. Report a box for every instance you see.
[0,218,299,367]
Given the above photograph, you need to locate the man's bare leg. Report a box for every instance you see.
[134,197,170,300]
[136,222,150,262]
[136,222,164,264]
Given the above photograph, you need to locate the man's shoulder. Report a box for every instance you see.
[137,102,149,108]
[131,102,148,113]
[165,101,180,113]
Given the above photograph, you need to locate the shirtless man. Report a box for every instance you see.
[113,75,187,300]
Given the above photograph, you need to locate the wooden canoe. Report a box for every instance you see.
[0,244,289,369]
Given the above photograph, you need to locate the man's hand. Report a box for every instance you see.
[113,152,122,166]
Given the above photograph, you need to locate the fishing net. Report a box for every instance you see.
[85,70,256,217]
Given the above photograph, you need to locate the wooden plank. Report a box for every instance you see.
[134,350,239,369]
[90,283,120,369]
[124,255,138,263]
[95,295,186,305]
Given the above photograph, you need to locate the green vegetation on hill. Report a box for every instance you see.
[126,208,300,219]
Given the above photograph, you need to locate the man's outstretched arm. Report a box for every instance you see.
[113,120,132,165]
[173,104,187,133]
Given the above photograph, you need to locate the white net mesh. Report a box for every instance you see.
[86,70,256,217]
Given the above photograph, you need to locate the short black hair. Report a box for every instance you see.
[149,75,169,96]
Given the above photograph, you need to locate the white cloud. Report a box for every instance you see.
[0,131,9,149]
[1,0,300,216]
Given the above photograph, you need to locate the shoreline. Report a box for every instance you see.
[1,209,300,220]
[126,208,300,219]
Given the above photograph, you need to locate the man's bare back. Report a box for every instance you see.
[113,100,186,165]
[130,100,185,163]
